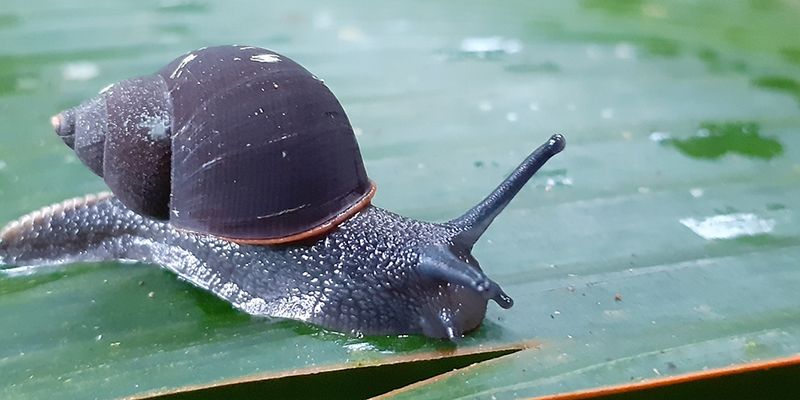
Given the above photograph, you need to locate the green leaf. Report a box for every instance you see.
[1,0,799,399]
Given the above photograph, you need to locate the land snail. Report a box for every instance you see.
[0,45,565,339]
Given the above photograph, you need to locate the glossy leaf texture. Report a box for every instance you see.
[0,0,798,399]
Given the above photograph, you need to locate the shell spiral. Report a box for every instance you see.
[53,45,375,244]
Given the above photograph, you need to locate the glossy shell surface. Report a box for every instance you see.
[56,45,374,243]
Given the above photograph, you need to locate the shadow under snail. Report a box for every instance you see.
[0,45,565,339]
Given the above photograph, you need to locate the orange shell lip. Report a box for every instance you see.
[221,181,377,245]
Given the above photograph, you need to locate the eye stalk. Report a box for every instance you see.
[452,134,566,247]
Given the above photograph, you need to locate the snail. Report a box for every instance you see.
[0,45,565,339]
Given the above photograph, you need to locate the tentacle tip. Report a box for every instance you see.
[548,134,566,153]
[494,291,514,309]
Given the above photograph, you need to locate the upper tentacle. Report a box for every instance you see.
[451,134,565,247]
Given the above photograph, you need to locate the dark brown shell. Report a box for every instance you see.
[53,45,375,244]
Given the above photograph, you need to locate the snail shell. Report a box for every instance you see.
[53,45,375,244]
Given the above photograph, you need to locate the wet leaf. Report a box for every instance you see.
[1,0,799,399]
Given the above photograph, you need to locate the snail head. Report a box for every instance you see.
[415,134,566,338]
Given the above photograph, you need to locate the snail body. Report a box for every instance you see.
[0,46,565,339]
